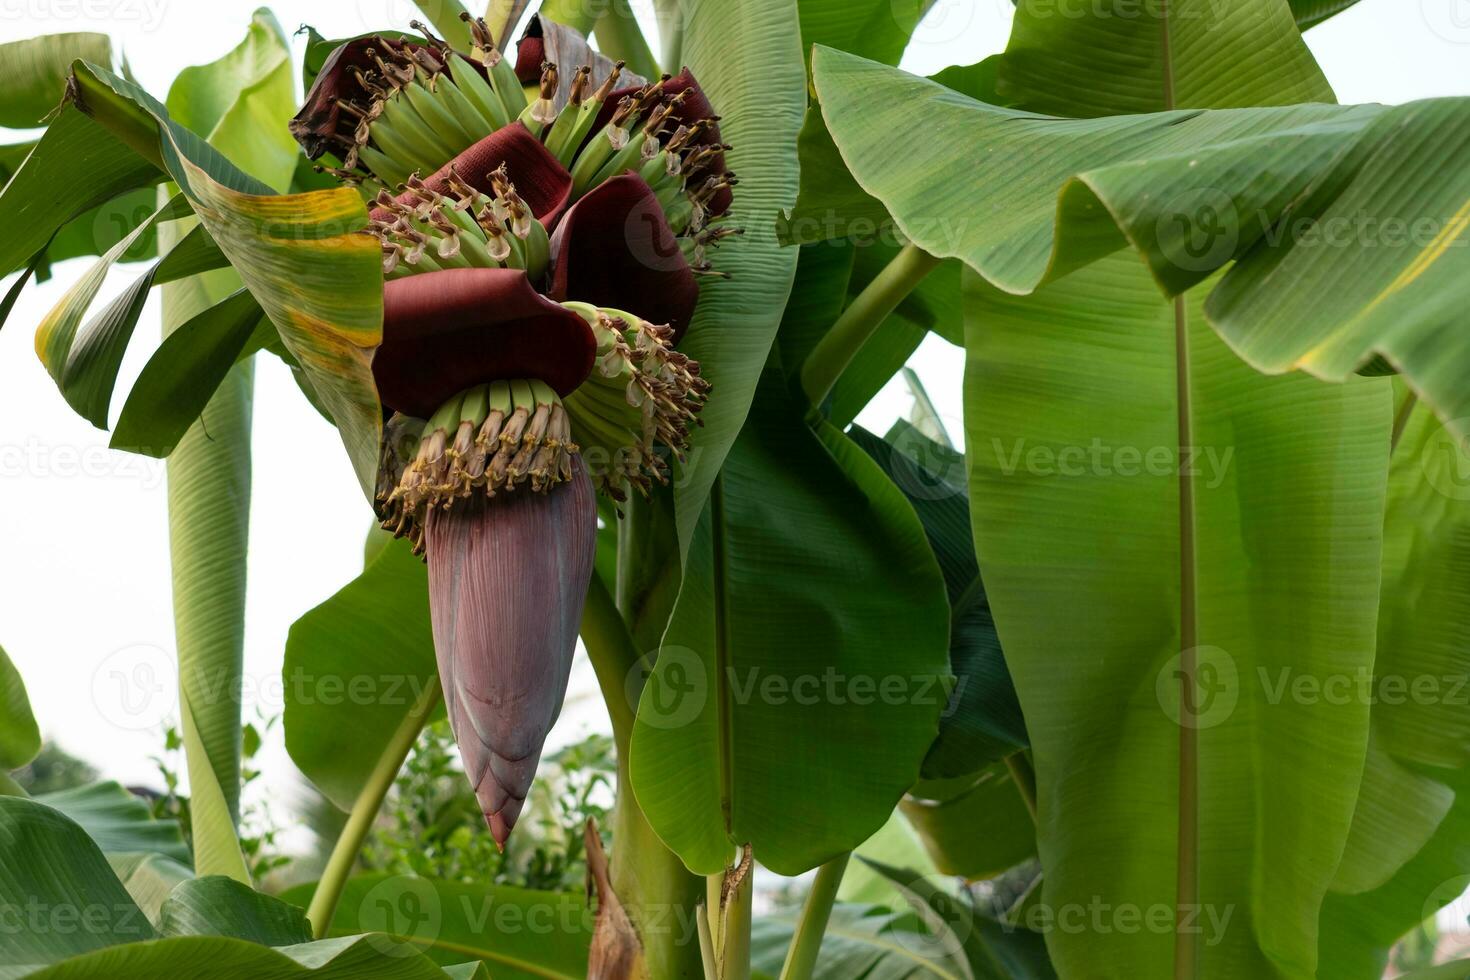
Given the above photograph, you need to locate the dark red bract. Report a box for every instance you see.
[549,174,700,342]
[376,268,596,418]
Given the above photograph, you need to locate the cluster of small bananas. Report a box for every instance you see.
[564,305,712,499]
[317,21,527,187]
[379,380,577,553]
[369,167,548,277]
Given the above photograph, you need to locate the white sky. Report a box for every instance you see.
[0,0,1465,803]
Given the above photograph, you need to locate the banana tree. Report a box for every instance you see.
[7,0,1470,978]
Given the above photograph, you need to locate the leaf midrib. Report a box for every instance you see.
[1159,4,1203,978]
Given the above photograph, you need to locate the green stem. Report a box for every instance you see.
[609,490,705,979]
[594,0,662,80]
[800,244,941,408]
[581,571,640,757]
[708,863,752,980]
[0,772,28,797]
[655,0,684,73]
[308,680,441,938]
[1005,752,1038,823]
[778,853,850,980]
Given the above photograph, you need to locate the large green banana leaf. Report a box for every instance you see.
[809,44,1470,445]
[0,106,161,280]
[959,249,1387,979]
[1288,0,1364,29]
[34,782,188,864]
[283,874,591,979]
[20,61,383,493]
[797,0,939,65]
[664,0,806,556]
[0,645,40,772]
[284,538,442,813]
[0,32,110,127]
[0,796,468,979]
[752,904,974,980]
[900,766,1035,882]
[156,877,311,944]
[1316,392,1470,977]
[849,425,1026,777]
[814,3,1404,975]
[629,247,951,876]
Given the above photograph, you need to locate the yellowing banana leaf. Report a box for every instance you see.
[33,193,193,423]
[61,62,383,495]
[154,12,298,878]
